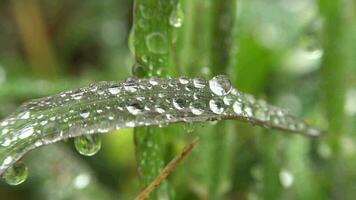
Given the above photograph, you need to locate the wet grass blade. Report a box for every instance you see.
[0,76,323,176]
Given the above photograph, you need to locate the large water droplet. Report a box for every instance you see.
[169,4,184,28]
[209,75,232,96]
[3,162,28,186]
[209,98,225,114]
[74,135,102,156]
[190,102,205,115]
[146,32,168,54]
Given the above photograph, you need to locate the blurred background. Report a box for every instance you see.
[0,0,355,199]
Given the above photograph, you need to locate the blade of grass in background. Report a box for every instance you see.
[319,0,347,198]
[131,0,178,199]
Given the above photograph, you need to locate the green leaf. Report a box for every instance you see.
[0,76,323,176]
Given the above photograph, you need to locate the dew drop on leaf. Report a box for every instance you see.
[209,75,232,96]
[193,78,207,89]
[190,102,205,115]
[80,110,90,119]
[209,98,225,114]
[74,135,102,156]
[169,4,184,28]
[173,98,186,110]
[126,101,144,115]
[108,86,121,95]
[145,32,168,54]
[132,62,147,78]
[254,107,268,121]
[3,162,28,186]
[233,101,243,115]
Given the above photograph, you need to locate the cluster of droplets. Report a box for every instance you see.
[0,75,323,186]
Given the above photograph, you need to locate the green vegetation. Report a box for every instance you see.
[0,0,355,199]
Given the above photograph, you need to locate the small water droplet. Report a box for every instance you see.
[74,135,102,156]
[173,98,186,110]
[209,75,232,96]
[146,32,168,54]
[254,107,268,121]
[190,102,205,115]
[18,126,34,139]
[209,98,225,114]
[108,86,120,95]
[169,4,184,28]
[80,110,90,119]
[149,77,160,86]
[127,102,144,115]
[179,76,189,85]
[193,78,207,89]
[19,111,30,120]
[132,62,147,78]
[123,80,138,92]
[3,162,28,186]
[244,106,253,118]
[233,101,243,115]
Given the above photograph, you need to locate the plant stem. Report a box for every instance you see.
[132,0,178,199]
[319,0,347,198]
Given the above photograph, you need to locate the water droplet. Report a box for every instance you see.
[244,106,253,118]
[147,77,159,86]
[108,86,120,95]
[223,96,233,105]
[254,107,268,121]
[169,4,184,28]
[279,169,294,188]
[127,102,144,115]
[18,126,34,139]
[19,111,30,120]
[146,32,168,54]
[233,101,243,115]
[209,98,225,114]
[173,98,186,110]
[193,78,207,89]
[3,162,28,186]
[179,76,189,84]
[74,135,102,156]
[190,102,205,115]
[132,62,147,78]
[80,110,90,119]
[155,104,166,114]
[209,75,232,96]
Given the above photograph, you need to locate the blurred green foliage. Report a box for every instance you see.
[0,0,355,199]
